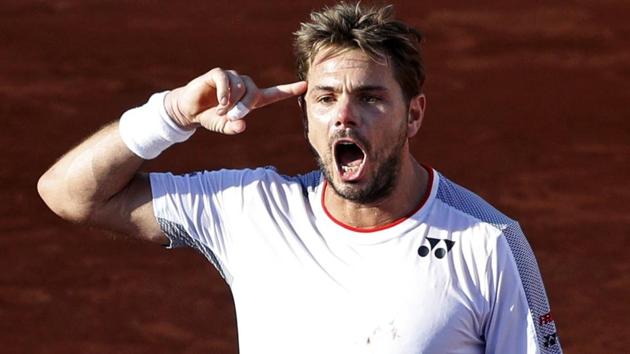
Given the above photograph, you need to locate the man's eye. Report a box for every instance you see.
[317,96,335,104]
[361,95,380,104]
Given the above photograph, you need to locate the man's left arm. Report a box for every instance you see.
[484,224,562,353]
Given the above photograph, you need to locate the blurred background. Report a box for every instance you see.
[1,0,628,352]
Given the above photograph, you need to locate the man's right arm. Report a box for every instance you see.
[37,120,164,241]
[37,68,306,243]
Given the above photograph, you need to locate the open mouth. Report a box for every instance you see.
[334,139,366,181]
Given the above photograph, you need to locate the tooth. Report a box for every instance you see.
[341,165,359,174]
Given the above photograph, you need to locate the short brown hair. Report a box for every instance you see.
[294,2,425,100]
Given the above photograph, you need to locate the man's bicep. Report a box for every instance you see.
[96,172,168,244]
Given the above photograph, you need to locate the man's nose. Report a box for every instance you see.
[334,97,358,128]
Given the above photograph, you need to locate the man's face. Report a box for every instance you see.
[304,48,418,204]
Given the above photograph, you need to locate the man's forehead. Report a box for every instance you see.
[312,48,388,68]
[308,49,394,84]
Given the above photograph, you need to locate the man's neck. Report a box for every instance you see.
[323,156,429,229]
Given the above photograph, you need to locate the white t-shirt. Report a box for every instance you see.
[150,166,561,354]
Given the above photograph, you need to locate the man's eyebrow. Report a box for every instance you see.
[310,85,388,93]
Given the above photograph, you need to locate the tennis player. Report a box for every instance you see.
[38,2,561,353]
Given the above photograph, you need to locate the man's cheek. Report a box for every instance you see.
[308,104,335,123]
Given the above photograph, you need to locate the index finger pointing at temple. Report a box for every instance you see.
[255,81,308,109]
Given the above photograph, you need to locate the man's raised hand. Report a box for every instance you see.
[164,68,307,135]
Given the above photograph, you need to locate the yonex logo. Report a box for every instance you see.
[418,237,455,259]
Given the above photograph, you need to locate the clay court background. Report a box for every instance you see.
[1,0,629,353]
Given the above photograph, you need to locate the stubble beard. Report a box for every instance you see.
[310,126,408,205]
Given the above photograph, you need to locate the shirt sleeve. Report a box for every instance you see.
[484,223,562,354]
[149,168,271,284]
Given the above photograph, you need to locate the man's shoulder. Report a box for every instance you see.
[151,167,322,194]
[200,166,322,195]
[433,171,515,229]
[238,166,322,191]
[257,166,319,184]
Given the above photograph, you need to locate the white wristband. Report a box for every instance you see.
[119,91,196,159]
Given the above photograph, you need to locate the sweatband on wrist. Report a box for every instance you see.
[119,91,196,159]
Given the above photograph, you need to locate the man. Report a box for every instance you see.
[38,2,561,353]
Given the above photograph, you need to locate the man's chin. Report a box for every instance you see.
[328,178,384,204]
[318,158,388,204]
[329,185,363,202]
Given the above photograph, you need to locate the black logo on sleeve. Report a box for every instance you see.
[543,332,558,348]
[418,237,455,259]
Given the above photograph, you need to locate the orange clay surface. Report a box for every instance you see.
[1,1,629,353]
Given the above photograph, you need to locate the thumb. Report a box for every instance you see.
[225,119,247,134]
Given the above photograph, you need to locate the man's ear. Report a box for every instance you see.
[298,95,305,111]
[407,93,426,138]
[298,95,309,136]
